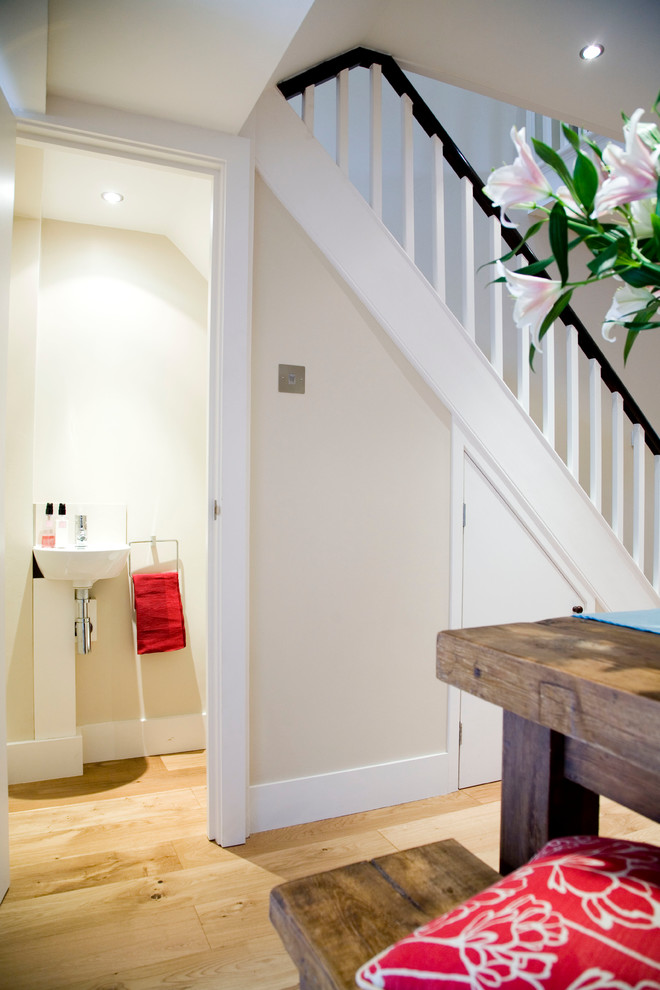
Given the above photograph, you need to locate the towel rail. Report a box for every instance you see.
[128,537,180,610]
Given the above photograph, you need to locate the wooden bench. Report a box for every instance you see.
[269,838,500,990]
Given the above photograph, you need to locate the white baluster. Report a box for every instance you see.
[518,325,530,412]
[632,423,645,571]
[461,176,475,337]
[525,109,536,142]
[542,115,553,148]
[612,392,624,540]
[401,93,415,260]
[654,456,660,592]
[369,63,383,220]
[431,135,445,301]
[336,68,349,174]
[489,216,503,376]
[589,359,602,511]
[542,322,555,446]
[302,84,315,132]
[566,325,579,480]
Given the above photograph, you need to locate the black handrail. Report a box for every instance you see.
[279,48,660,457]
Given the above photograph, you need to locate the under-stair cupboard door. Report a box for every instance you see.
[459,456,590,789]
[0,84,15,902]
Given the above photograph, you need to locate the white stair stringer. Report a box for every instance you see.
[248,88,659,612]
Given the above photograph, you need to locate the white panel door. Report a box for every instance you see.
[0,84,15,902]
[459,456,589,788]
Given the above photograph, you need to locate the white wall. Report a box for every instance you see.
[407,72,526,183]
[36,219,209,727]
[250,176,452,794]
[0,0,48,114]
[6,217,39,742]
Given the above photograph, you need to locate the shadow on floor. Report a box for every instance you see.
[8,756,150,802]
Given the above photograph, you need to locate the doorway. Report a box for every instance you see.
[6,108,252,849]
[9,138,210,795]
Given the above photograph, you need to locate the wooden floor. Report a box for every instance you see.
[3,753,660,990]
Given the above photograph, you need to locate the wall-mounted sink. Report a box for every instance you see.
[33,544,130,589]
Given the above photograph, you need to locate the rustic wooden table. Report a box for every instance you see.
[437,615,660,874]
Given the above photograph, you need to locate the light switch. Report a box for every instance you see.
[279,364,305,394]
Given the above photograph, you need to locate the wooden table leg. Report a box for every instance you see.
[500,710,600,875]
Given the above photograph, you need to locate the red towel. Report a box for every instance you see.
[132,571,186,655]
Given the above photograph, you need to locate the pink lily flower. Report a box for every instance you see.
[484,127,552,216]
[498,263,564,345]
[593,108,660,216]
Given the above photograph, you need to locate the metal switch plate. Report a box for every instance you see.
[279,364,305,394]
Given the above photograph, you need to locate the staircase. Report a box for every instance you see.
[247,49,660,611]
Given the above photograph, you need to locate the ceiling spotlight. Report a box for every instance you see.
[579,43,604,61]
[101,190,124,204]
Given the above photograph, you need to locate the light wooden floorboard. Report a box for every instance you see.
[3,755,659,990]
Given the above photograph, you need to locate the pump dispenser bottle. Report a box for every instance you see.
[41,503,55,547]
[55,503,68,547]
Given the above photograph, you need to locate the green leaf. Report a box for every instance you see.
[538,289,573,342]
[620,319,660,331]
[584,138,604,162]
[620,265,660,289]
[623,328,640,363]
[549,202,569,284]
[586,240,621,277]
[531,138,573,188]
[651,213,660,254]
[566,217,600,237]
[654,89,660,116]
[515,256,554,277]
[573,151,599,215]
[562,124,580,151]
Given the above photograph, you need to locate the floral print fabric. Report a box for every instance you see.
[355,837,660,990]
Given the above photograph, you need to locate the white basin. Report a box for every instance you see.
[34,544,130,589]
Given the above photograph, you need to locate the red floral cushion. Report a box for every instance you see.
[355,836,660,990]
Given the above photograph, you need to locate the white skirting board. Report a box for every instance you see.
[249,750,455,834]
[81,714,206,763]
[7,714,206,783]
[7,735,83,785]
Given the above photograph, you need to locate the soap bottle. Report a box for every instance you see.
[55,503,68,547]
[40,503,55,547]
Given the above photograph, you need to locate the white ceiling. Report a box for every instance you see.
[46,0,317,134]
[11,0,659,276]
[43,146,212,278]
[42,0,660,140]
[15,142,214,279]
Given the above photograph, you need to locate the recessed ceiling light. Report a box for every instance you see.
[101,190,124,204]
[579,43,604,60]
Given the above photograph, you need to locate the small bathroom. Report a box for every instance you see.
[6,139,214,785]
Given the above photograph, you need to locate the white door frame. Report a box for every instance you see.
[16,99,253,846]
[0,84,16,903]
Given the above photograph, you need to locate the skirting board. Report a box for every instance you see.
[81,713,206,764]
[7,735,83,785]
[7,714,206,783]
[249,750,454,833]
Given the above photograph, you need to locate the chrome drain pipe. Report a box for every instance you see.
[75,588,93,654]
